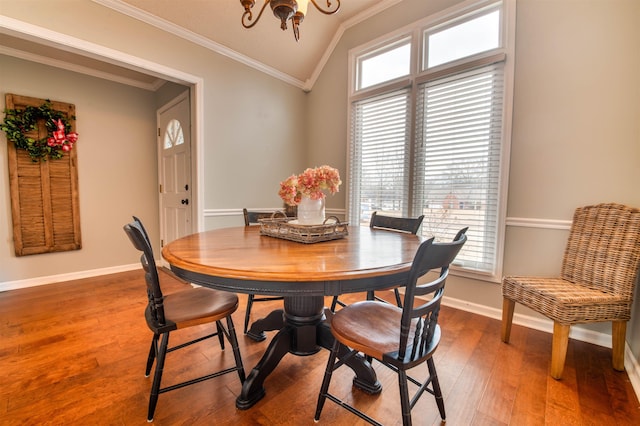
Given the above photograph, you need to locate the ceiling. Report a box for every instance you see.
[0,0,402,92]
[109,0,399,88]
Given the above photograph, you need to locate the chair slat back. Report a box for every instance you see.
[123,219,166,326]
[370,211,424,234]
[398,229,467,362]
[243,209,277,226]
[561,203,640,300]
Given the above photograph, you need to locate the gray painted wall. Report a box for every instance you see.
[307,0,640,363]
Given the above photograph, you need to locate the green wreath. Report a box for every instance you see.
[1,100,78,162]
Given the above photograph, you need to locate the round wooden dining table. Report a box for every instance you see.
[162,225,422,409]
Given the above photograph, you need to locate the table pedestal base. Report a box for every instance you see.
[236,295,381,409]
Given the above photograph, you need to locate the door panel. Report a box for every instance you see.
[158,91,191,249]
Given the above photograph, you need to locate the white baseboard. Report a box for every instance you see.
[624,344,640,400]
[442,295,640,399]
[0,264,140,292]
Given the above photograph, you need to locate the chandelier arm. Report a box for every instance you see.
[241,0,272,29]
[309,0,341,15]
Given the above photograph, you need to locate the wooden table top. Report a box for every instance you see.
[161,225,422,295]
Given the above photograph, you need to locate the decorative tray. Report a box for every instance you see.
[259,213,348,244]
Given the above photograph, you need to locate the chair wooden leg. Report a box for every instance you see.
[427,357,445,421]
[216,321,225,350]
[330,295,339,311]
[226,316,246,383]
[398,369,412,426]
[148,332,169,421]
[550,322,570,380]
[145,333,159,377]
[393,288,403,308]
[244,294,255,334]
[501,298,515,343]
[612,321,627,371]
[314,340,340,421]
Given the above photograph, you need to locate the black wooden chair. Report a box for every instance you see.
[242,208,285,335]
[124,217,245,422]
[315,228,467,426]
[330,211,425,311]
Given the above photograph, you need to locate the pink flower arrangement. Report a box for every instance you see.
[279,165,342,206]
[47,119,78,152]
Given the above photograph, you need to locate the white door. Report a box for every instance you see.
[158,91,192,249]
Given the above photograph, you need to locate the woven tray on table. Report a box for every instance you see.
[259,212,348,244]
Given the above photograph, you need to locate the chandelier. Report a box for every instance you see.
[240,0,341,42]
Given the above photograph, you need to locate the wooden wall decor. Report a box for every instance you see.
[5,94,81,256]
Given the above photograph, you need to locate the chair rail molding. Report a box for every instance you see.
[203,208,346,218]
[506,216,572,230]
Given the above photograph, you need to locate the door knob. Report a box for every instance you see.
[181,199,189,205]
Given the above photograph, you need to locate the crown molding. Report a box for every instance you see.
[92,0,307,90]
[94,0,401,92]
[0,15,201,86]
[0,44,161,91]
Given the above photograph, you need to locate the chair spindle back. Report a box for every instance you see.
[396,229,467,362]
[123,219,166,327]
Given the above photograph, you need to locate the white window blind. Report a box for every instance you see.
[349,88,411,225]
[414,63,504,272]
[347,0,513,279]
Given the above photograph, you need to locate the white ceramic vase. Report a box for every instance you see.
[297,196,325,225]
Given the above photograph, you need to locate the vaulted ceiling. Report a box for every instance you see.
[1,0,402,92]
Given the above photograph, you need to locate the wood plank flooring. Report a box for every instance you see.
[1,269,639,425]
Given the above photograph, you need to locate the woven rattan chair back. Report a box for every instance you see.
[561,203,640,301]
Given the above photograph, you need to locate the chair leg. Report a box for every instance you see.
[244,294,255,334]
[226,316,246,383]
[398,369,412,426]
[427,357,445,421]
[393,288,403,308]
[330,296,347,311]
[314,340,340,421]
[145,333,159,377]
[216,321,225,350]
[330,295,339,311]
[612,321,627,371]
[550,322,570,380]
[148,332,170,422]
[501,298,515,343]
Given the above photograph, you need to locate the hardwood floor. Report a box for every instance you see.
[1,269,639,425]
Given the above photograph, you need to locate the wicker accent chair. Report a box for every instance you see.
[242,208,285,336]
[501,203,640,379]
[124,217,246,421]
[330,211,425,311]
[315,229,467,426]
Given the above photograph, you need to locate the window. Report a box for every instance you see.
[356,37,411,90]
[425,8,501,69]
[348,0,514,280]
[164,119,184,149]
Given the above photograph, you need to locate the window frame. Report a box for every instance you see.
[346,0,515,282]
